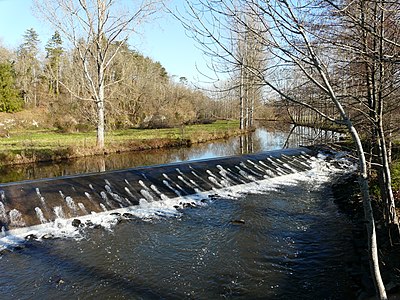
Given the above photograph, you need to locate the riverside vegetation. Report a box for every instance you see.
[0,110,242,166]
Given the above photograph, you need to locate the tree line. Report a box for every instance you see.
[0,27,216,130]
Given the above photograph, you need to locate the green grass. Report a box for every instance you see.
[0,120,241,165]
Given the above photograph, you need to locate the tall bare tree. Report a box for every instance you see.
[34,0,164,149]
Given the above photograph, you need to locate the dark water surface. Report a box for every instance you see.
[0,125,355,299]
[0,171,356,299]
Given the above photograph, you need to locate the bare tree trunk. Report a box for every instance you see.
[239,62,245,130]
[348,121,388,300]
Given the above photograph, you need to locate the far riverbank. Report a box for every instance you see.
[0,120,248,166]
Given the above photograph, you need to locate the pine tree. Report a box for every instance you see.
[15,28,41,106]
[0,62,23,112]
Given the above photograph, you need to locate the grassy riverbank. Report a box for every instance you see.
[0,120,243,166]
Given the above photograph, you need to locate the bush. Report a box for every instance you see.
[54,115,79,133]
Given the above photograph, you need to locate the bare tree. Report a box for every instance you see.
[34,0,164,149]
[328,0,400,230]
[179,0,391,297]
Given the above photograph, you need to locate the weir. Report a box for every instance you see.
[0,147,316,232]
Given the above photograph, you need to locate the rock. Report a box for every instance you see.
[208,194,220,200]
[42,233,55,240]
[182,202,197,208]
[71,219,81,227]
[122,213,134,219]
[230,219,245,225]
[25,234,38,241]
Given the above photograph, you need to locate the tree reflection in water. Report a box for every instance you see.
[0,123,343,184]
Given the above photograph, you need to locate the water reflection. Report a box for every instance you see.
[0,123,343,183]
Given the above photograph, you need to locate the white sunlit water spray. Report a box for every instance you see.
[53,206,65,219]
[177,175,202,193]
[100,191,114,208]
[246,160,268,175]
[9,209,26,227]
[85,192,93,201]
[162,175,188,195]
[124,198,133,206]
[177,168,205,190]
[240,162,263,178]
[59,191,65,199]
[258,161,278,177]
[206,170,226,187]
[140,189,155,202]
[235,166,257,181]
[105,185,131,205]
[124,187,136,199]
[0,201,7,222]
[35,207,47,224]
[65,196,78,213]
[0,190,5,202]
[78,203,88,214]
[163,180,182,197]
[267,158,289,175]
[124,179,136,191]
[100,203,108,212]
[217,165,246,184]
[150,185,170,201]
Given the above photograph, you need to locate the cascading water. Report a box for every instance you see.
[0,145,360,299]
[8,209,25,227]
[0,148,314,234]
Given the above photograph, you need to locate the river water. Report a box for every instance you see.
[0,125,358,299]
[0,124,342,183]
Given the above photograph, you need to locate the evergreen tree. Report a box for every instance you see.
[0,62,23,112]
[21,28,40,57]
[15,28,41,106]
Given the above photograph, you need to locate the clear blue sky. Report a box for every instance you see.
[0,0,208,83]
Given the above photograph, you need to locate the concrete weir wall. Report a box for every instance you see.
[0,147,315,231]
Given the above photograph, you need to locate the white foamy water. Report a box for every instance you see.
[140,189,155,202]
[0,201,7,222]
[0,190,5,202]
[65,196,77,213]
[53,206,65,219]
[0,154,355,252]
[100,203,108,212]
[78,203,88,214]
[9,209,26,227]
[35,207,47,224]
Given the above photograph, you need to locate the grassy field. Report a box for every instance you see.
[0,120,242,165]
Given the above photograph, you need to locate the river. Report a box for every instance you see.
[0,124,359,299]
[0,124,342,183]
